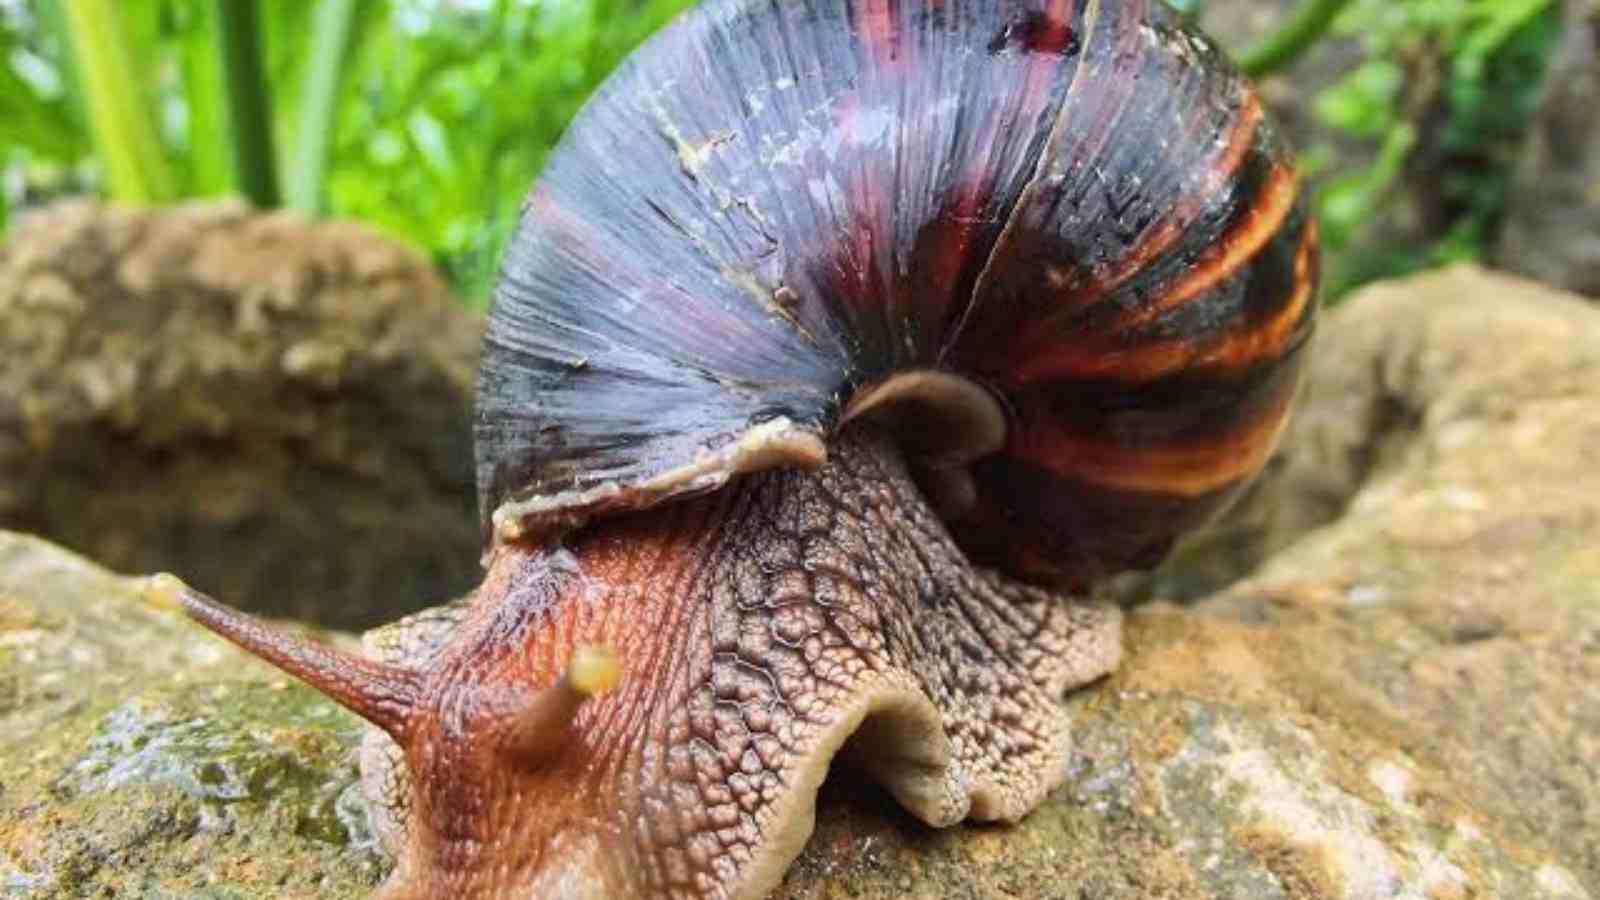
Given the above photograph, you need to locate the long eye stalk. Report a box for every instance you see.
[148,573,423,740]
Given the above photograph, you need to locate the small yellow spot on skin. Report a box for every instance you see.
[493,509,526,543]
[141,573,190,611]
[568,645,622,696]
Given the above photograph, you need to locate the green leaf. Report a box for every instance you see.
[315,0,692,300]
[286,0,358,213]
[0,60,87,161]
[1313,60,1403,136]
[1311,122,1416,249]
[1460,0,1553,63]
[60,0,177,203]
[215,0,280,208]
[1238,0,1357,78]
[33,0,87,133]
[174,0,233,195]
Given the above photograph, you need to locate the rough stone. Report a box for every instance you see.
[0,531,380,897]
[0,201,484,629]
[2,264,1596,897]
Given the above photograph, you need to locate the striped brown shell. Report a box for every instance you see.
[476,0,1319,589]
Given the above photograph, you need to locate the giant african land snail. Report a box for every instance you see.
[155,0,1319,896]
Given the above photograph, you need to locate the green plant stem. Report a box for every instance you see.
[287,0,359,213]
[59,0,175,204]
[36,0,87,133]
[216,0,280,208]
[1238,0,1356,78]
[180,3,231,195]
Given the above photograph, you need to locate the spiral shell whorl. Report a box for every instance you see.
[477,0,1318,587]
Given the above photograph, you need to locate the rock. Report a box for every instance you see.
[0,201,484,630]
[0,531,380,896]
[1497,0,1600,297]
[2,265,1596,897]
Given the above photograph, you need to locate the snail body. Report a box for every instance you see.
[173,0,1317,897]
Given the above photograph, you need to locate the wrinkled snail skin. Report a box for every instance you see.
[175,0,1318,898]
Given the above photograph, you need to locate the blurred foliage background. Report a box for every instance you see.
[0,0,1565,303]
[0,0,693,301]
[1280,0,1561,295]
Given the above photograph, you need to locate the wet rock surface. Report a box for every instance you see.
[3,264,1597,898]
[0,531,380,897]
[0,201,483,630]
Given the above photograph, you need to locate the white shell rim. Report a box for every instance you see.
[491,417,828,544]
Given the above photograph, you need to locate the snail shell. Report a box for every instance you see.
[478,0,1318,588]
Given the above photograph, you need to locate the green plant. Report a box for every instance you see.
[285,0,357,213]
[1,0,691,300]
[1164,0,1559,299]
[1306,0,1560,296]
[311,0,692,301]
[1,2,89,230]
[60,0,176,203]
[1238,0,1356,78]
[215,0,279,207]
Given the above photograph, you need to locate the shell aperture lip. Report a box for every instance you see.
[490,417,827,543]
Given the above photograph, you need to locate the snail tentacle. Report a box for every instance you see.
[156,574,421,739]
[499,645,622,764]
